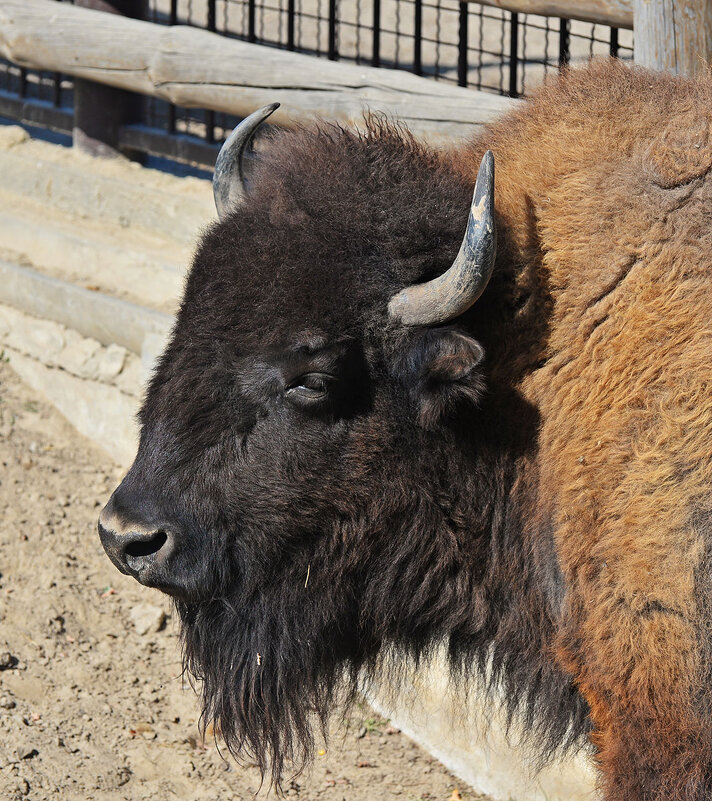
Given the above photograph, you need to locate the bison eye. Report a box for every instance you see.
[285,372,335,405]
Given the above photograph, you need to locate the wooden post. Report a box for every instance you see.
[73,0,146,158]
[634,0,712,76]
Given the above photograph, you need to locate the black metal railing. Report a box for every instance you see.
[176,1,632,93]
[0,1,634,167]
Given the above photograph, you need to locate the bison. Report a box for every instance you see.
[98,60,712,800]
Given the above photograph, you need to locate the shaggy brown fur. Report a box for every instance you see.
[454,60,712,800]
[101,60,712,801]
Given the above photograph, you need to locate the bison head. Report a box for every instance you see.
[97,107,534,782]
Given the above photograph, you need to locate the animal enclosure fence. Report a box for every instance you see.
[0,0,633,167]
[139,0,633,150]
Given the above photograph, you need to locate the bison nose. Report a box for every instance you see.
[98,498,177,588]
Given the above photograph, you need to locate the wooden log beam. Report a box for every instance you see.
[633,0,712,76]
[0,0,515,142]
[469,0,634,28]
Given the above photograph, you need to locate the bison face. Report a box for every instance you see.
[99,324,487,599]
[100,329,373,600]
[98,110,497,780]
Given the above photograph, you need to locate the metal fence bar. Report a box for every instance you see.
[248,0,257,43]
[458,2,469,87]
[205,0,217,143]
[372,0,381,67]
[558,17,570,65]
[287,0,296,50]
[328,0,338,59]
[520,12,527,92]
[168,0,177,134]
[52,72,61,107]
[610,26,619,57]
[413,0,423,76]
[509,11,519,97]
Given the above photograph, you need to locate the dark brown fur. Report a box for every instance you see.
[105,61,712,800]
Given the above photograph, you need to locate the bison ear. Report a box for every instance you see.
[399,329,486,429]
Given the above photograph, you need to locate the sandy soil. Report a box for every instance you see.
[0,360,486,801]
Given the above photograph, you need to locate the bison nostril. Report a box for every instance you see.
[98,498,182,588]
[125,531,168,559]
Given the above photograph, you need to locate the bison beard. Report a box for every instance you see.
[177,457,588,785]
[176,578,359,783]
[99,60,712,801]
[175,520,372,782]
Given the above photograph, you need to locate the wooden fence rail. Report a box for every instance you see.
[0,0,514,143]
[471,0,633,28]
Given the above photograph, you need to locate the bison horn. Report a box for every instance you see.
[388,150,497,326]
[212,102,280,220]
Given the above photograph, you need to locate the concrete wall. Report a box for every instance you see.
[0,303,141,466]
[0,123,600,801]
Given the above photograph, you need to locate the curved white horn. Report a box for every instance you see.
[388,150,497,326]
[213,103,280,220]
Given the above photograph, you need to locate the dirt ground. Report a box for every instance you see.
[0,359,487,801]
